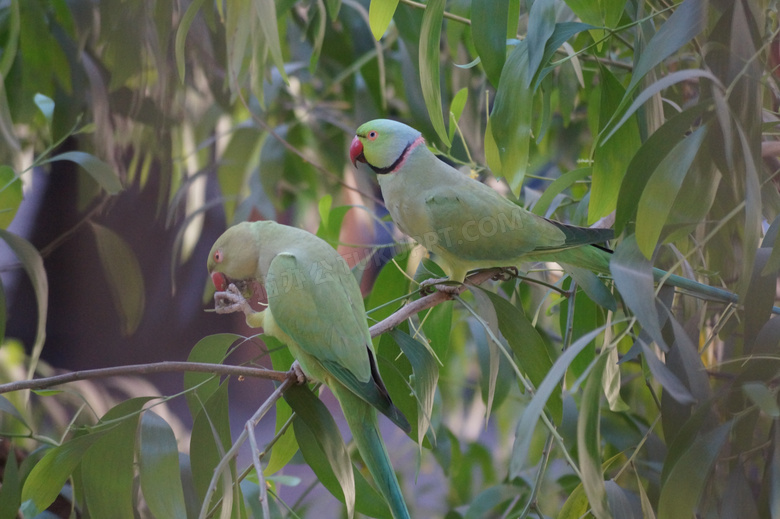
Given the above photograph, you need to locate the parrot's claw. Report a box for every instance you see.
[419,277,461,295]
[214,283,253,316]
[288,361,307,385]
[492,266,519,281]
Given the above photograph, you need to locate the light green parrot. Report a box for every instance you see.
[349,118,747,308]
[207,220,411,519]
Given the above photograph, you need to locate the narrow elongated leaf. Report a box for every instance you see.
[0,166,22,229]
[419,0,449,146]
[771,421,780,519]
[389,329,438,443]
[489,41,533,196]
[183,333,241,418]
[81,416,138,518]
[0,395,28,429]
[614,104,710,233]
[174,0,207,82]
[610,236,666,350]
[589,66,640,223]
[140,411,188,519]
[252,0,289,83]
[22,434,103,510]
[658,422,730,517]
[511,325,607,476]
[609,0,706,128]
[526,0,556,86]
[285,384,356,518]
[471,0,509,86]
[578,354,609,519]
[41,151,122,194]
[532,167,591,217]
[448,88,468,143]
[189,381,234,505]
[0,230,47,379]
[479,289,562,422]
[467,289,502,419]
[639,339,694,405]
[264,338,299,475]
[368,0,400,40]
[0,443,20,517]
[635,125,706,258]
[90,223,145,336]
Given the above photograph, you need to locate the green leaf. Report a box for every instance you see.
[479,289,561,421]
[368,0,400,40]
[471,0,509,86]
[511,325,607,476]
[658,422,730,517]
[448,88,468,143]
[174,0,207,82]
[0,395,28,429]
[742,382,780,418]
[189,381,234,506]
[532,168,591,217]
[0,230,47,379]
[41,151,122,194]
[610,236,667,350]
[139,411,188,519]
[0,165,22,229]
[33,93,54,123]
[0,441,20,517]
[526,0,556,86]
[577,354,609,519]
[252,0,289,83]
[635,125,706,258]
[89,223,145,336]
[467,289,503,419]
[614,103,710,234]
[81,414,139,518]
[264,338,299,475]
[612,0,707,125]
[589,66,641,223]
[419,0,449,146]
[285,384,356,518]
[217,126,264,224]
[389,329,439,443]
[22,434,103,511]
[183,333,241,419]
[489,41,533,196]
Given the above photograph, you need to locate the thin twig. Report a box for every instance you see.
[0,361,289,394]
[199,373,297,519]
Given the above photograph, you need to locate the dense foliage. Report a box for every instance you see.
[1,0,779,517]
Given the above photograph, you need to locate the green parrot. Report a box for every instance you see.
[349,118,747,308]
[207,220,411,519]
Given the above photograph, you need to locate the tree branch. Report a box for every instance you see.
[0,361,289,394]
[0,268,508,396]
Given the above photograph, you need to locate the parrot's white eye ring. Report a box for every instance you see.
[214,249,224,263]
[367,130,378,140]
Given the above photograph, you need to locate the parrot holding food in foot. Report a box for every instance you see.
[349,118,751,309]
[207,220,411,519]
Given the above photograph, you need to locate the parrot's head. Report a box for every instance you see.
[350,119,423,174]
[207,222,261,293]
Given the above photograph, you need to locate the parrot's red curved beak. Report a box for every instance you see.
[211,271,228,292]
[349,136,365,167]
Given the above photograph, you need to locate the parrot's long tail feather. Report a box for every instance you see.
[333,385,410,519]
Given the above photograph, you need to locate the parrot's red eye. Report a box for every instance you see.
[367,131,378,140]
[214,249,224,263]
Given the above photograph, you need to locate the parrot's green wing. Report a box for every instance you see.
[423,183,612,261]
[267,252,410,432]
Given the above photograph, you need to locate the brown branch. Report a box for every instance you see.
[0,268,509,396]
[0,361,289,394]
[368,268,508,337]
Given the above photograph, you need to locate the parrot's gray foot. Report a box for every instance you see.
[419,277,461,295]
[491,266,519,281]
[214,283,253,316]
[288,361,307,385]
